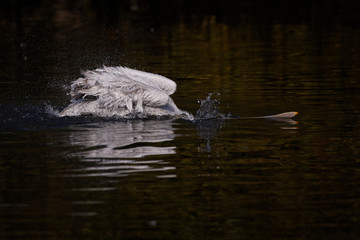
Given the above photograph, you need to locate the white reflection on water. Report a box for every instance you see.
[65,119,177,177]
[69,120,176,158]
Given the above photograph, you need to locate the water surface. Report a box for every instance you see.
[1,1,360,239]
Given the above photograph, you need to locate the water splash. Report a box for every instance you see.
[45,104,60,117]
[194,93,226,121]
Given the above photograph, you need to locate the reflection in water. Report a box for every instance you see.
[196,116,298,153]
[66,120,176,177]
[196,119,224,152]
[60,119,179,217]
[69,120,175,158]
[266,116,299,125]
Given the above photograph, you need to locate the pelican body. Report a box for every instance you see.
[59,66,193,120]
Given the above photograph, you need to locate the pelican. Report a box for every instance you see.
[59,66,194,120]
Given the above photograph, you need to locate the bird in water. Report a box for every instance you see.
[59,66,194,120]
[59,66,298,121]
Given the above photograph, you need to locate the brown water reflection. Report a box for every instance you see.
[1,1,360,240]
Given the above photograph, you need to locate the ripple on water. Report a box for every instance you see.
[61,120,178,178]
[67,158,176,178]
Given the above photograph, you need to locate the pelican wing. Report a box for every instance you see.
[69,66,172,113]
[77,66,177,94]
[111,66,177,95]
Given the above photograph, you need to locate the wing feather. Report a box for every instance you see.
[102,66,177,94]
[69,66,172,112]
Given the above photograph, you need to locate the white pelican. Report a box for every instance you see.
[59,66,194,120]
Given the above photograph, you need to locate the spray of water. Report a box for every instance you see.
[194,93,227,121]
[45,104,60,117]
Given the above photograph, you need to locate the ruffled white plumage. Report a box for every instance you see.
[59,66,193,120]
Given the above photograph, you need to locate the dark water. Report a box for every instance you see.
[2,1,360,239]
